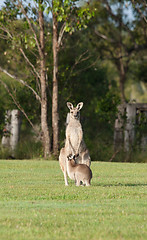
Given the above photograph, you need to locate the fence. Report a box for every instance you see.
[114,103,147,152]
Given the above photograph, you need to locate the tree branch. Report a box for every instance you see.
[16,0,42,54]
[0,25,13,39]
[66,50,90,82]
[0,34,9,40]
[0,22,41,80]
[95,28,115,42]
[131,0,147,24]
[74,56,99,75]
[58,22,66,49]
[103,0,135,40]
[0,79,37,132]
[109,150,119,162]
[0,66,41,102]
[19,47,40,79]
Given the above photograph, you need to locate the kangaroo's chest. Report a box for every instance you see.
[66,163,76,180]
[66,124,82,143]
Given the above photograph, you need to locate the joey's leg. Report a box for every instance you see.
[85,180,91,186]
[76,179,80,186]
[82,180,85,186]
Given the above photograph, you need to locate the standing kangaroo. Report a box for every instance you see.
[59,102,91,186]
[65,102,83,157]
[67,154,92,186]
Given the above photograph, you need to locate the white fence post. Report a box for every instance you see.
[1,110,11,147]
[9,110,21,151]
[114,104,125,151]
[124,104,136,152]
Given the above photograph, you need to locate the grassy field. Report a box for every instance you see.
[0,160,147,240]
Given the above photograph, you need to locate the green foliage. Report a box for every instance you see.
[0,122,43,160]
[13,122,43,159]
[0,5,41,129]
[14,140,43,159]
[0,0,21,21]
[95,91,120,124]
[57,28,120,161]
[0,0,147,161]
[52,0,95,33]
[0,146,11,159]
[0,160,147,239]
[137,60,147,83]
[0,72,40,124]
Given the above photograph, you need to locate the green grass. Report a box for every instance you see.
[0,160,147,240]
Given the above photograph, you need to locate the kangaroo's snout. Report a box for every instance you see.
[71,110,79,119]
[74,113,78,118]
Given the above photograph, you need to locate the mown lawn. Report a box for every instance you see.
[0,160,147,240]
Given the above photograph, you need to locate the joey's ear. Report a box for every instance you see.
[67,102,73,110]
[76,102,83,110]
[67,154,73,160]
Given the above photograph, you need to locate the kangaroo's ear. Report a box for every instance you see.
[76,102,83,110]
[67,102,73,110]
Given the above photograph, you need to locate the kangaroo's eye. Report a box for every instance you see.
[71,111,73,113]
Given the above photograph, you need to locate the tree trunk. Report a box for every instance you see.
[119,57,126,103]
[52,10,59,156]
[39,2,51,158]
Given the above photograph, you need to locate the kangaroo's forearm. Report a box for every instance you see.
[69,138,76,154]
[77,135,83,153]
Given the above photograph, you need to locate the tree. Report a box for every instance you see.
[52,0,59,156]
[0,0,51,157]
[90,0,147,103]
[51,0,94,155]
[0,0,94,157]
[38,0,51,157]
[130,0,147,24]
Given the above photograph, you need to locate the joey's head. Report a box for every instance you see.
[67,154,78,162]
[67,154,74,161]
[67,102,83,120]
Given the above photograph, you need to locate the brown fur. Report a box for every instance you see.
[59,102,91,186]
[67,155,92,186]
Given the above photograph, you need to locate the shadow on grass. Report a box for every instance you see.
[92,183,147,187]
